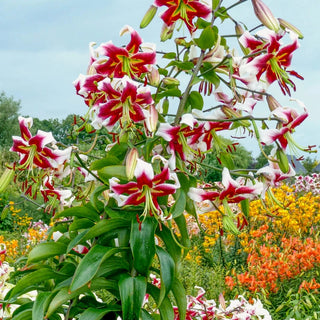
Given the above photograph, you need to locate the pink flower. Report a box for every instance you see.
[93,77,153,130]
[188,168,263,204]
[239,29,303,95]
[155,0,211,34]
[259,100,308,150]
[109,156,180,218]
[90,25,156,79]
[10,117,71,170]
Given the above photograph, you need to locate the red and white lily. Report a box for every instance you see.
[188,167,263,204]
[259,99,308,150]
[92,76,153,130]
[154,0,211,34]
[156,114,202,169]
[239,29,302,95]
[10,117,71,170]
[109,156,180,218]
[90,25,156,79]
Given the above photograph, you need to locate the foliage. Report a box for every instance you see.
[0,92,20,147]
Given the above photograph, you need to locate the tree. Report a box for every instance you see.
[0,92,20,147]
[202,138,253,182]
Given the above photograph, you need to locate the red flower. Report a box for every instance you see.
[91,25,156,79]
[155,0,211,34]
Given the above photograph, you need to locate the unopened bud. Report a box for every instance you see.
[147,67,160,87]
[126,148,139,180]
[175,37,187,46]
[162,77,180,86]
[160,23,175,42]
[222,215,240,235]
[251,0,280,32]
[278,18,304,39]
[266,95,282,111]
[235,23,250,55]
[276,148,289,174]
[140,5,158,29]
[222,106,250,127]
[145,104,159,134]
[0,168,14,193]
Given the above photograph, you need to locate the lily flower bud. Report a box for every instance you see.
[148,104,159,133]
[126,148,139,180]
[140,5,158,29]
[160,23,175,42]
[266,95,282,111]
[162,77,180,86]
[147,67,160,87]
[251,0,280,32]
[278,18,304,39]
[222,106,251,127]
[0,168,14,194]
[235,23,250,55]
[276,148,290,174]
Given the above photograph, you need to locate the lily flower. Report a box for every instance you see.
[109,156,180,218]
[92,76,153,130]
[188,167,263,204]
[73,73,106,107]
[154,0,211,34]
[10,117,71,170]
[239,29,302,95]
[90,25,156,79]
[259,100,308,150]
[156,114,202,168]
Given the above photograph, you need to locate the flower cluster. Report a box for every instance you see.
[173,287,272,320]
[294,173,320,194]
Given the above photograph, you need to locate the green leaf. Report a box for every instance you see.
[67,230,88,253]
[98,165,127,183]
[195,26,217,50]
[78,306,121,320]
[155,89,182,101]
[46,287,87,318]
[69,218,95,232]
[212,0,220,10]
[174,214,191,250]
[162,52,176,59]
[187,91,204,110]
[214,7,229,21]
[119,274,147,320]
[12,307,33,320]
[155,224,181,265]
[90,155,121,170]
[170,190,186,218]
[147,284,174,320]
[8,269,65,301]
[240,199,250,218]
[83,218,131,241]
[130,217,157,275]
[90,185,108,213]
[167,60,194,70]
[171,278,187,320]
[28,242,67,264]
[54,205,100,222]
[141,309,157,320]
[70,245,122,292]
[95,256,129,278]
[32,292,51,320]
[200,62,220,87]
[195,17,211,29]
[156,246,175,306]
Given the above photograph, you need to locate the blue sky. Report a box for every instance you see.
[1,0,319,157]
